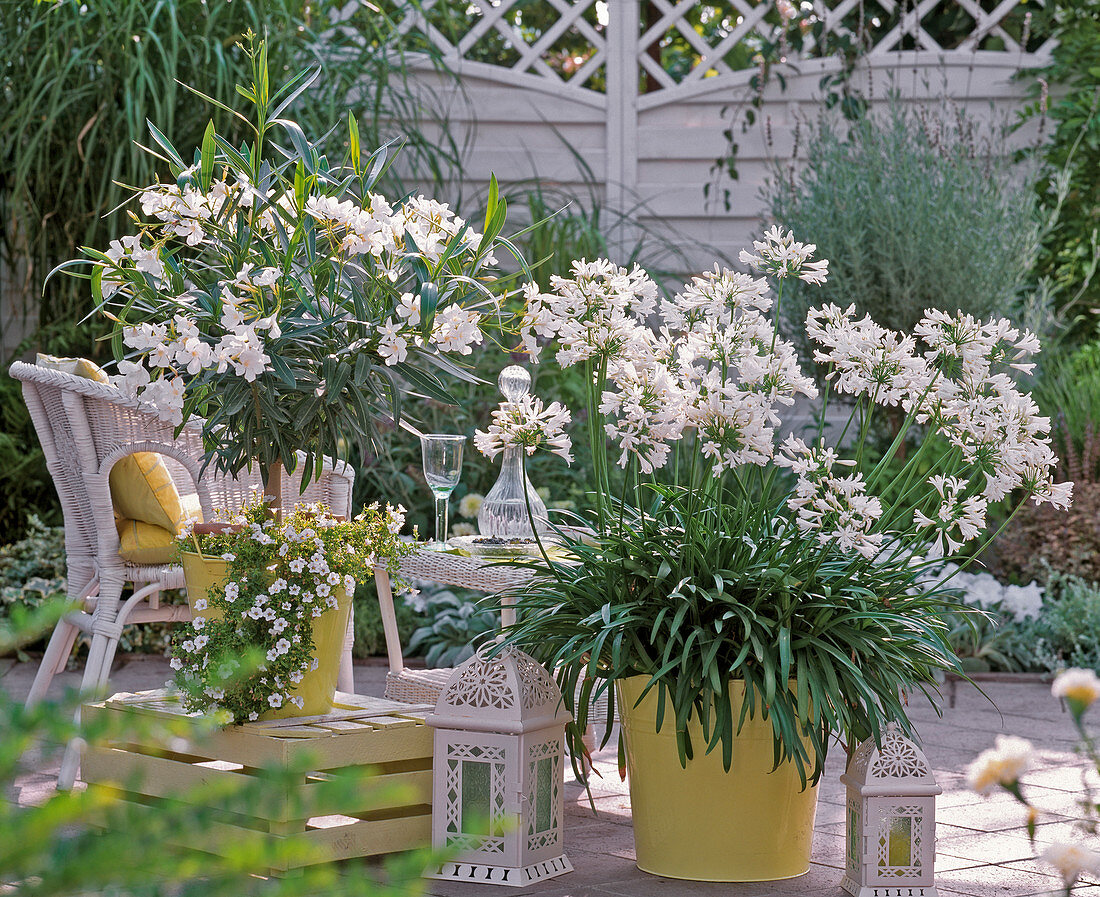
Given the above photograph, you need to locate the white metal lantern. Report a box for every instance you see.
[841,722,942,897]
[425,646,573,887]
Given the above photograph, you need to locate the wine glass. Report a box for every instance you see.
[420,434,465,549]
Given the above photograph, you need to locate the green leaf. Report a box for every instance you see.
[146,120,186,173]
[199,120,216,192]
[348,111,361,171]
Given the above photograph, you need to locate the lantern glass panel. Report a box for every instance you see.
[887,816,913,867]
[462,760,492,836]
[535,757,553,833]
[846,801,861,874]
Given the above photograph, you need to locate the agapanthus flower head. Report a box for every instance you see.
[912,475,987,556]
[739,225,829,283]
[600,360,688,474]
[776,435,883,558]
[518,259,659,368]
[475,395,573,463]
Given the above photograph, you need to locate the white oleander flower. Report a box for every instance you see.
[475,395,573,463]
[378,317,409,365]
[430,304,484,355]
[966,735,1033,795]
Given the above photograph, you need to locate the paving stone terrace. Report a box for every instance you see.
[3,656,1095,897]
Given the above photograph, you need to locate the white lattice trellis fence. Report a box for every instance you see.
[386,0,1054,268]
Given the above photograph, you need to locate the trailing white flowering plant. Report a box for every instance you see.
[496,228,1072,784]
[969,669,1100,894]
[56,36,525,507]
[170,498,414,722]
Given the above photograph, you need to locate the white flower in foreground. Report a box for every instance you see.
[1041,842,1100,887]
[1052,668,1100,712]
[476,395,573,463]
[967,735,1033,795]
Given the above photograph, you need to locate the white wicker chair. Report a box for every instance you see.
[9,360,356,788]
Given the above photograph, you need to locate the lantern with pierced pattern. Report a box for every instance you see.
[425,646,573,887]
[841,722,941,897]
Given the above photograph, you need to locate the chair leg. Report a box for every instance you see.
[26,578,100,709]
[337,605,355,694]
[24,619,80,709]
[57,628,124,791]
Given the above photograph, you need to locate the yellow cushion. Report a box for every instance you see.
[36,353,110,384]
[115,495,203,565]
[109,453,185,532]
[115,518,176,565]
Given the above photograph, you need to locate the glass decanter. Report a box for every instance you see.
[477,366,550,538]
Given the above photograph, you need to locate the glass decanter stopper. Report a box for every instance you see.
[477,365,550,538]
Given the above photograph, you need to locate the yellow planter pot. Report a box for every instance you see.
[616,676,819,882]
[180,550,351,720]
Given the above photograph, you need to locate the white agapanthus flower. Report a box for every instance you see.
[777,436,884,559]
[475,395,573,463]
[600,360,687,473]
[913,475,987,556]
[739,225,829,283]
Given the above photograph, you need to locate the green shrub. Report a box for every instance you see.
[762,99,1045,364]
[351,579,424,659]
[1018,0,1100,336]
[406,586,499,668]
[1020,575,1100,673]
[0,516,66,659]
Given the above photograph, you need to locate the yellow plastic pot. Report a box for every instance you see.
[617,676,819,882]
[180,550,351,720]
